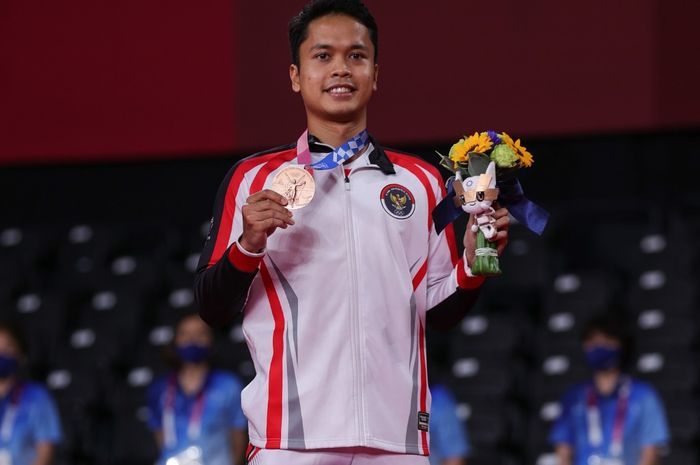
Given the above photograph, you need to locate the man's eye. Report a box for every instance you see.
[315,53,329,60]
[350,53,365,60]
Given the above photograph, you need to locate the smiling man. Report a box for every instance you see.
[195,1,509,464]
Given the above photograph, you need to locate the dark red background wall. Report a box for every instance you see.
[1,0,698,164]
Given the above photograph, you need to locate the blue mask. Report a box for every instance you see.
[0,355,19,378]
[176,344,210,364]
[585,346,621,372]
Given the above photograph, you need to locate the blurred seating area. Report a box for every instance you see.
[0,130,699,464]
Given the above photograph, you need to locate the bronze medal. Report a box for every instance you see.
[270,167,315,210]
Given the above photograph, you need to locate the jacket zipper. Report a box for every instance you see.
[342,169,366,442]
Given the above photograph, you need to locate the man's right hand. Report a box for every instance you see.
[239,189,295,253]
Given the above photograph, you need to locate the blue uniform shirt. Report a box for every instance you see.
[148,370,247,465]
[549,378,669,465]
[429,384,470,465]
[0,381,62,465]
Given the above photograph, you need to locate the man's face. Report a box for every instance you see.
[290,14,378,125]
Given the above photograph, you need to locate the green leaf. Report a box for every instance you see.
[467,152,490,177]
[435,150,454,172]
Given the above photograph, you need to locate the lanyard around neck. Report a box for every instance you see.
[163,374,208,448]
[585,377,630,457]
[0,384,23,445]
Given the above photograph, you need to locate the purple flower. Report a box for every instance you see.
[487,130,502,145]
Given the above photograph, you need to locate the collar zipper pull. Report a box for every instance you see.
[344,168,351,190]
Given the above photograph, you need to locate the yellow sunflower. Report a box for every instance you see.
[448,137,469,163]
[464,131,493,154]
[500,132,534,167]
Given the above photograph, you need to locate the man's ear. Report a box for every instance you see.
[373,63,379,91]
[290,64,301,93]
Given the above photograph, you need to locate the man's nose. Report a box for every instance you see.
[331,58,351,77]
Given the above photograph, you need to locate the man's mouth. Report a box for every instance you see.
[325,85,356,95]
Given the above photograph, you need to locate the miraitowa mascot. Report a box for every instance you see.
[453,153,501,276]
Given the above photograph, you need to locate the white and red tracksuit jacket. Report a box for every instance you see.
[195,135,484,456]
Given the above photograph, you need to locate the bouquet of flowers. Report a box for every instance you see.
[435,131,538,276]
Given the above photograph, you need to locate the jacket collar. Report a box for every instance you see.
[307,133,396,175]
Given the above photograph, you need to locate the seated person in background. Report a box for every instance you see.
[0,321,62,465]
[429,384,470,465]
[549,314,669,465]
[427,335,470,465]
[148,313,247,465]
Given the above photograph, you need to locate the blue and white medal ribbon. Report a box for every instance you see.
[296,129,369,170]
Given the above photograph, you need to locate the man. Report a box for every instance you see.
[195,1,509,463]
[549,315,670,465]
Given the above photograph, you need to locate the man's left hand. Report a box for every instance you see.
[464,205,510,267]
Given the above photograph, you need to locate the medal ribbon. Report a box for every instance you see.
[163,375,209,448]
[585,377,630,458]
[296,129,369,170]
[0,384,23,445]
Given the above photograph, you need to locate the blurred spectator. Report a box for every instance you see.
[428,332,470,465]
[429,383,470,465]
[549,314,669,465]
[0,321,62,465]
[148,313,247,465]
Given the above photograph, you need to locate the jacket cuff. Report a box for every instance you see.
[228,242,264,273]
[456,256,485,290]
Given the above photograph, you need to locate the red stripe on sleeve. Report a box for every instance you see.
[443,223,460,266]
[208,148,297,268]
[209,168,248,267]
[259,262,286,449]
[250,149,298,193]
[434,173,459,265]
[418,321,429,455]
[208,153,281,267]
[228,243,263,273]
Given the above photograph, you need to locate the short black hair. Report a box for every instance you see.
[581,314,627,344]
[288,0,379,67]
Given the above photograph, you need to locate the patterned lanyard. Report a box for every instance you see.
[586,377,630,458]
[296,129,369,170]
[0,384,23,445]
[163,375,208,448]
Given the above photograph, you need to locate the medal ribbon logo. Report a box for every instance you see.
[296,129,369,170]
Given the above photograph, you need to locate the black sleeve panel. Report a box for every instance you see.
[197,163,239,271]
[194,245,257,327]
[426,286,482,331]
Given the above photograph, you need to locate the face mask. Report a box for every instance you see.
[0,355,19,379]
[585,346,621,372]
[176,344,210,364]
